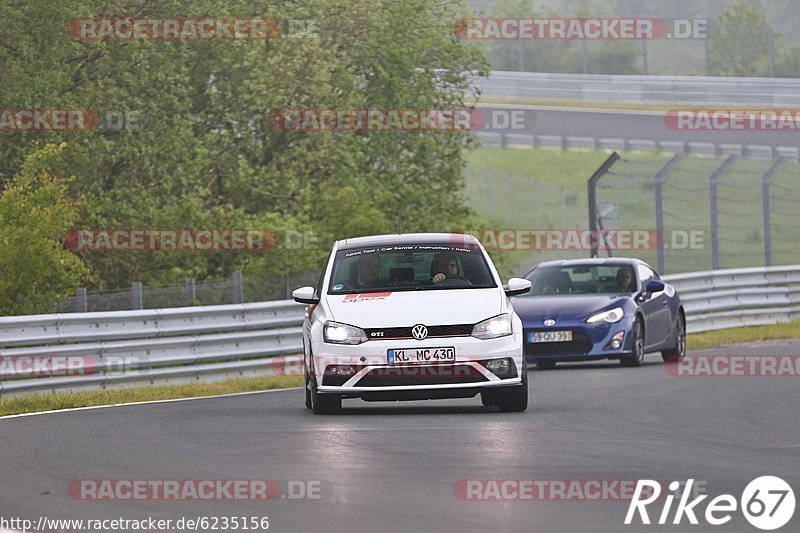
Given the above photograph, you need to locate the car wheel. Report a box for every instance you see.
[661,314,686,363]
[496,363,528,412]
[621,317,645,367]
[304,364,312,409]
[310,375,341,415]
[481,391,497,407]
[536,360,556,370]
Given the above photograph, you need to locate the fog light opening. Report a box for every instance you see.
[610,331,625,350]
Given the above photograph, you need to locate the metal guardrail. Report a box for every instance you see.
[0,301,305,396]
[663,265,800,333]
[2,265,799,395]
[476,71,800,107]
[473,131,800,161]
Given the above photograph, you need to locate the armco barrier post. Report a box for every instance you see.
[131,282,143,310]
[233,272,244,304]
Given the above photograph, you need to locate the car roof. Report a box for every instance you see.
[534,257,650,269]
[336,233,480,250]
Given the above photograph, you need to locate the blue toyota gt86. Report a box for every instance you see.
[512,258,686,369]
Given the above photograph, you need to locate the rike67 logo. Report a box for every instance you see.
[626,477,795,530]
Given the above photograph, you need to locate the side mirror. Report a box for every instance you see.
[292,286,319,305]
[645,280,665,294]
[505,277,532,297]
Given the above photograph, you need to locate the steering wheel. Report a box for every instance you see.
[435,276,473,288]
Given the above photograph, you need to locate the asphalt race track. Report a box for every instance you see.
[2,342,799,533]
[477,105,800,147]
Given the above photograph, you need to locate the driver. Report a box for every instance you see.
[349,254,382,290]
[615,267,635,292]
[431,252,459,284]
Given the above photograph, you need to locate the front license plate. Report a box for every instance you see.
[387,347,455,365]
[528,330,573,343]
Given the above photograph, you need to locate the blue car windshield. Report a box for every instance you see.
[521,265,637,296]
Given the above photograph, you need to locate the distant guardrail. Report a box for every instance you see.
[476,71,800,107]
[473,131,800,161]
[663,265,800,333]
[2,265,799,395]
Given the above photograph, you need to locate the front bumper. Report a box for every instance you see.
[311,333,523,397]
[523,317,635,362]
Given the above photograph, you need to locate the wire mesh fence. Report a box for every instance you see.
[52,272,320,314]
[592,153,800,274]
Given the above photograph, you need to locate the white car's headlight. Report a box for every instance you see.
[472,314,513,340]
[586,307,624,324]
[323,322,368,345]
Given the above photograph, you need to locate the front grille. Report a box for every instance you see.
[524,329,593,356]
[355,364,488,387]
[364,323,473,340]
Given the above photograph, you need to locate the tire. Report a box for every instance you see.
[310,375,341,414]
[496,361,528,412]
[620,317,645,367]
[536,359,556,370]
[481,391,497,407]
[661,314,686,363]
[304,364,312,409]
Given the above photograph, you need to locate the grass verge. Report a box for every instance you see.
[0,374,303,417]
[688,320,800,350]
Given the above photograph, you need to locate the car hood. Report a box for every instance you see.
[512,294,628,322]
[325,288,503,327]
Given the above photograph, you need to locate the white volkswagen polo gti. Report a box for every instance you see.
[292,233,532,414]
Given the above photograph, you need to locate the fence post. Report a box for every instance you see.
[76,287,88,313]
[761,158,787,267]
[653,154,684,274]
[232,272,244,304]
[709,156,737,270]
[587,152,621,258]
[185,278,196,304]
[131,282,143,310]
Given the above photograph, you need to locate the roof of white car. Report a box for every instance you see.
[338,233,479,250]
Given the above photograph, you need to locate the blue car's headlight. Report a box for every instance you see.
[586,307,624,324]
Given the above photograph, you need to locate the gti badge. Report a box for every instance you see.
[411,324,428,340]
[544,319,556,326]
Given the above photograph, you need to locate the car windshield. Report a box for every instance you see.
[519,265,637,296]
[327,243,497,294]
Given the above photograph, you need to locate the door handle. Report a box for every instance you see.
[662,298,668,305]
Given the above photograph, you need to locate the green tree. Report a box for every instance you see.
[0,0,489,290]
[0,144,90,314]
[709,2,773,77]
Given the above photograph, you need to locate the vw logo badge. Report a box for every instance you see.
[544,319,556,326]
[411,324,428,340]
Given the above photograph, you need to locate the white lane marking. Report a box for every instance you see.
[0,386,302,421]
